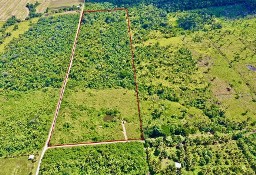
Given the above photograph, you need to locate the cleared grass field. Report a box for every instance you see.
[0,157,35,175]
[51,88,140,144]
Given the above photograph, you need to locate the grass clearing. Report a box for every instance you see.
[0,156,35,175]
[51,88,140,144]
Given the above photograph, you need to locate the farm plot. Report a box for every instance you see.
[0,0,30,21]
[40,142,148,174]
[0,14,79,159]
[50,10,141,145]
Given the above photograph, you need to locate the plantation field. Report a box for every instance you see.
[40,142,148,174]
[51,10,141,145]
[146,135,255,174]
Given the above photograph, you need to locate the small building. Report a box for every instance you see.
[28,155,35,160]
[175,162,182,169]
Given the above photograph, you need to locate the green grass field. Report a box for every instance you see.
[51,88,140,144]
[0,156,35,175]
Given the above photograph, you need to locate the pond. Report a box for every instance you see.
[247,65,256,71]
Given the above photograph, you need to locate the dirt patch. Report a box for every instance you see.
[198,56,212,67]
[103,115,114,122]
[211,77,234,97]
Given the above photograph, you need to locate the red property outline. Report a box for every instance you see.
[48,8,144,147]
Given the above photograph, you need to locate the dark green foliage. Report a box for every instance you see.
[3,16,21,28]
[0,89,59,157]
[246,0,256,9]
[146,135,255,174]
[69,12,134,89]
[177,11,220,31]
[0,15,79,91]
[87,0,246,11]
[237,134,256,172]
[26,2,42,19]
[40,142,149,174]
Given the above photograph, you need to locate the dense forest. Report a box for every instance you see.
[88,0,256,11]
[40,143,148,174]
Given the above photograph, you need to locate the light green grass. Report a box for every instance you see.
[0,156,35,175]
[51,88,141,144]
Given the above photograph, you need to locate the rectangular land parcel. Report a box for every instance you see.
[50,10,141,145]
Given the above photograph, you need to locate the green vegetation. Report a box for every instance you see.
[0,18,38,52]
[0,156,35,175]
[0,14,79,158]
[26,2,43,19]
[50,88,140,144]
[51,11,141,144]
[2,16,21,28]
[146,135,255,174]
[40,142,148,174]
[1,15,79,91]
[1,0,256,174]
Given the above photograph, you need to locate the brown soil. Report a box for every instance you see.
[103,115,114,122]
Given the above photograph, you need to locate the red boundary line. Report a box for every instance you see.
[48,8,144,147]
[49,139,144,148]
